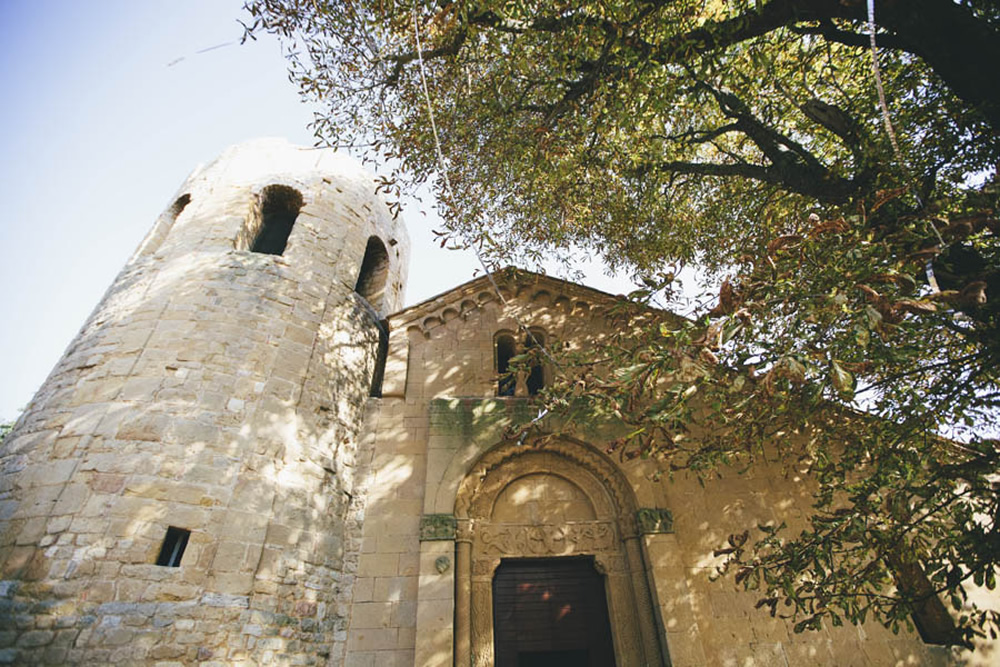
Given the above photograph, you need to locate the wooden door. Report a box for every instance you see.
[493,557,616,667]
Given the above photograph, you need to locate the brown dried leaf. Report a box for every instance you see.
[766,234,804,256]
[872,187,908,212]
[896,299,937,315]
[809,217,849,237]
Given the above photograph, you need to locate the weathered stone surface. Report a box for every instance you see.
[0,139,408,665]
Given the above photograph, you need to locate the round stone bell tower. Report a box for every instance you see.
[0,139,409,664]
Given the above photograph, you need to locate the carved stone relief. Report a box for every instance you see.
[636,507,675,534]
[472,558,500,577]
[478,521,616,556]
[455,518,474,543]
[420,513,457,541]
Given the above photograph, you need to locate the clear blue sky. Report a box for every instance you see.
[0,1,640,422]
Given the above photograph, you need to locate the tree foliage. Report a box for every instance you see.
[244,0,1000,646]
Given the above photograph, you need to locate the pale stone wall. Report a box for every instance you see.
[0,139,408,665]
[348,270,999,667]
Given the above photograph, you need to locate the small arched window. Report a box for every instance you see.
[355,236,390,310]
[250,185,303,255]
[495,332,517,397]
[524,329,546,396]
[170,193,192,221]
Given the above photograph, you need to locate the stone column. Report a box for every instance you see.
[625,534,666,665]
[455,519,473,667]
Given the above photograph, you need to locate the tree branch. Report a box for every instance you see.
[790,19,908,51]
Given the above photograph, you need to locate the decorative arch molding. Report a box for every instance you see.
[453,437,666,667]
[455,437,640,537]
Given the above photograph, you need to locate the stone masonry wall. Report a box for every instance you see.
[346,271,999,667]
[0,139,408,665]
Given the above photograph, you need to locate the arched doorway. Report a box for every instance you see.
[453,439,666,666]
[493,557,616,667]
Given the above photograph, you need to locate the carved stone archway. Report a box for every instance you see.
[454,438,666,666]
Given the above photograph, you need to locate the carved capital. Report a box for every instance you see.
[636,507,674,534]
[419,513,457,541]
[455,518,476,543]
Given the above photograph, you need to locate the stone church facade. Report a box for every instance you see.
[0,140,994,665]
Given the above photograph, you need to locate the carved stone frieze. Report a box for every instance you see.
[636,507,674,534]
[477,521,616,557]
[419,513,457,541]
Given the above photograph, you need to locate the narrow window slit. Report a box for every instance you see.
[156,526,190,567]
[370,320,389,398]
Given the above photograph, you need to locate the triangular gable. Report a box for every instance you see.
[388,267,679,335]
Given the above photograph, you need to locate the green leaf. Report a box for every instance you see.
[721,321,743,344]
[830,361,854,398]
[864,305,882,329]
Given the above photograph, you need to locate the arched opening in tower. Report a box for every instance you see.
[525,329,546,395]
[171,193,192,218]
[495,332,517,396]
[355,236,389,310]
[250,185,303,255]
[140,193,191,256]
